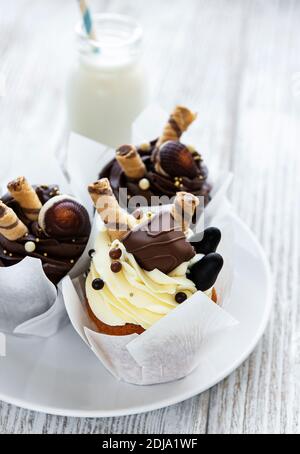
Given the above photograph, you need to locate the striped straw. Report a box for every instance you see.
[78,0,97,41]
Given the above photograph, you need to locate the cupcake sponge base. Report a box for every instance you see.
[86,299,145,336]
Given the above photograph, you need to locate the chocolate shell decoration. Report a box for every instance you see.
[154,141,200,179]
[122,210,196,274]
[38,195,90,238]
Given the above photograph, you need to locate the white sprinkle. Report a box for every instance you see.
[139,178,150,191]
[24,241,36,253]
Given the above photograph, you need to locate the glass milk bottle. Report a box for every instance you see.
[66,14,149,148]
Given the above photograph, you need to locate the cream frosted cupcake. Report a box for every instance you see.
[85,178,223,335]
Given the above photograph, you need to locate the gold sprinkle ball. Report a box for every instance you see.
[139,142,151,152]
[187,144,196,153]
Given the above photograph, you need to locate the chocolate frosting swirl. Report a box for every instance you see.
[100,140,212,209]
[0,185,91,285]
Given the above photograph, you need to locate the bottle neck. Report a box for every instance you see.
[76,13,143,73]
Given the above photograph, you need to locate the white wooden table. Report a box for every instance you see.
[1,0,300,434]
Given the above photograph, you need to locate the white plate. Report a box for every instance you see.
[0,212,272,417]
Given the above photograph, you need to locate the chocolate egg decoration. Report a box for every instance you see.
[190,227,221,255]
[189,253,223,291]
[38,195,91,238]
[155,141,200,179]
[122,210,196,274]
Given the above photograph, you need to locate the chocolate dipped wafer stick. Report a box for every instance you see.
[156,106,197,147]
[0,200,28,241]
[7,176,42,221]
[171,191,199,234]
[88,178,135,241]
[116,145,146,180]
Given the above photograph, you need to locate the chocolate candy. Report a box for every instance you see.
[190,227,221,255]
[122,210,195,274]
[109,248,122,260]
[38,195,91,238]
[175,292,188,304]
[156,141,200,179]
[92,278,105,290]
[110,261,122,273]
[189,253,223,291]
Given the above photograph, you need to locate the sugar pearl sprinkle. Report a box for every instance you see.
[111,261,122,273]
[138,178,150,191]
[109,247,122,260]
[139,142,151,152]
[92,278,105,290]
[175,292,188,304]
[24,241,36,253]
[186,144,195,152]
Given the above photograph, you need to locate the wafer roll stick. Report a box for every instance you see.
[116,145,146,180]
[88,178,135,241]
[156,106,197,147]
[0,201,28,241]
[172,192,200,234]
[7,177,42,221]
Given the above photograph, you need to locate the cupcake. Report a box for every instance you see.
[0,176,91,284]
[99,106,212,209]
[85,178,223,335]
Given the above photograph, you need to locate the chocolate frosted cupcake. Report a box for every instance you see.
[85,178,223,336]
[0,177,91,284]
[100,106,212,209]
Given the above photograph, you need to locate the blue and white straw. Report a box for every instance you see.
[78,0,97,41]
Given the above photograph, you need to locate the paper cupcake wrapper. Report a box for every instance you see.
[62,211,238,385]
[0,149,98,337]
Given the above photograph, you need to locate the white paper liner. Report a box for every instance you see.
[66,104,233,221]
[0,149,97,337]
[62,211,238,385]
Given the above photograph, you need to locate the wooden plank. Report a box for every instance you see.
[207,0,300,434]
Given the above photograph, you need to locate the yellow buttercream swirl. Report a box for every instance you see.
[86,227,199,330]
